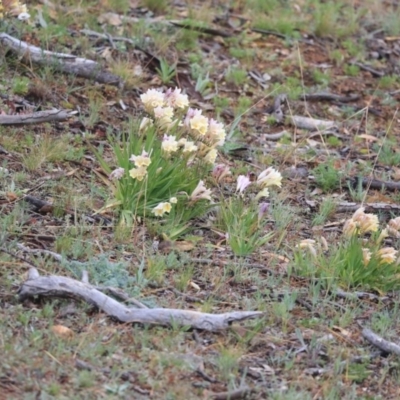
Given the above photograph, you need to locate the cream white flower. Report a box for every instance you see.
[182,140,198,153]
[18,12,30,20]
[387,217,400,238]
[178,138,187,146]
[204,148,218,164]
[257,167,282,188]
[377,247,398,264]
[152,202,172,217]
[343,218,357,237]
[129,150,151,168]
[236,175,251,194]
[170,197,177,204]
[140,89,165,113]
[296,239,317,257]
[154,106,174,126]
[164,88,189,109]
[212,164,231,183]
[343,207,379,236]
[186,109,208,136]
[129,166,147,181]
[109,167,125,181]
[255,188,270,200]
[207,118,226,146]
[139,117,154,132]
[190,180,212,202]
[161,135,179,153]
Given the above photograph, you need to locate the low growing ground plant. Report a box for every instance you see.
[94,88,227,237]
[295,208,400,292]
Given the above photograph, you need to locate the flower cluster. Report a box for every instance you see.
[152,197,178,217]
[343,207,379,237]
[236,167,282,200]
[0,0,29,19]
[128,150,151,182]
[139,87,226,165]
[343,208,399,265]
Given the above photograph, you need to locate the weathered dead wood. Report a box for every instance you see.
[0,33,121,86]
[362,328,400,356]
[0,109,74,126]
[305,200,400,214]
[209,386,252,400]
[350,177,400,192]
[302,92,360,103]
[289,115,338,131]
[18,268,263,332]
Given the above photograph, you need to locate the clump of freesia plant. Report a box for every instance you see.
[294,207,400,292]
[0,0,30,19]
[216,166,283,256]
[95,87,227,237]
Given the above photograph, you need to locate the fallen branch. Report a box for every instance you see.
[288,115,338,131]
[350,177,400,192]
[305,200,400,213]
[209,386,252,400]
[18,268,263,332]
[362,328,400,356]
[0,109,74,126]
[0,33,121,86]
[302,92,360,103]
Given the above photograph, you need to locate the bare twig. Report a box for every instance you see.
[18,269,263,332]
[362,328,400,356]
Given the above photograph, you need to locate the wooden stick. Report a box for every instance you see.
[18,268,263,332]
[0,109,74,126]
[0,33,121,86]
[362,328,400,356]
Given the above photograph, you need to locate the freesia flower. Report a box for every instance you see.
[152,202,172,217]
[204,148,218,164]
[139,117,154,132]
[18,12,30,20]
[164,88,189,109]
[377,247,398,264]
[255,188,270,200]
[343,218,357,237]
[296,239,317,257]
[207,118,226,146]
[212,164,231,183]
[182,140,198,153]
[186,109,208,136]
[170,197,177,204]
[140,88,165,113]
[161,135,179,153]
[190,180,212,202]
[153,106,174,126]
[236,175,251,194]
[343,207,379,236]
[258,202,270,221]
[129,166,147,181]
[257,167,282,188]
[129,150,151,168]
[387,217,400,238]
[109,167,125,181]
